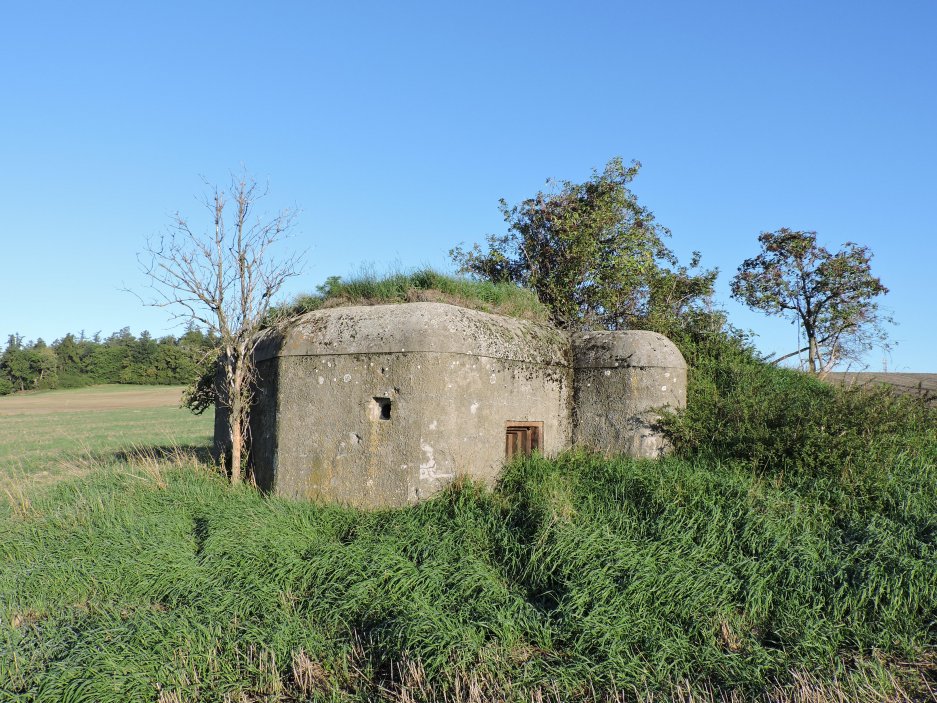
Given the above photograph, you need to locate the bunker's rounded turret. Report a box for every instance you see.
[571,330,687,458]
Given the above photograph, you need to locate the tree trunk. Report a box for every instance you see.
[230,418,242,484]
[229,364,244,484]
[808,335,819,374]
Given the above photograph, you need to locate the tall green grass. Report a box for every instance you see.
[2,332,936,701]
[2,446,935,700]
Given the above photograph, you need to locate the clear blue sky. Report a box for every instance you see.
[1,1,934,370]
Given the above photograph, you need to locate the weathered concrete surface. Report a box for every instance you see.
[571,330,687,458]
[250,303,571,508]
[254,302,570,366]
[215,303,691,507]
[247,358,279,489]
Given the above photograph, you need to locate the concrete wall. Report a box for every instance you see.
[214,303,690,508]
[571,330,687,458]
[266,352,570,507]
[247,358,279,489]
[250,303,571,508]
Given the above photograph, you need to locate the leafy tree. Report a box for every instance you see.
[0,327,215,392]
[29,341,58,389]
[54,334,98,387]
[0,335,32,391]
[730,228,891,375]
[53,334,82,373]
[91,344,131,383]
[124,330,159,383]
[107,327,135,347]
[0,336,57,390]
[451,157,716,332]
[2,350,35,390]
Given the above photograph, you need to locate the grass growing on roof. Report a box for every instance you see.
[284,268,551,322]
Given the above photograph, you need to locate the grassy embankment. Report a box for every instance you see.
[1,276,936,702]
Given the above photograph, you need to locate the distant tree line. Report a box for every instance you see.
[0,325,217,395]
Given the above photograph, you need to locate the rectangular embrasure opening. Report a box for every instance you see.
[371,397,392,421]
[505,421,543,460]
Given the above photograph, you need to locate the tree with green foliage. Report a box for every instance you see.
[0,327,216,392]
[28,340,58,389]
[1,335,31,391]
[730,228,891,375]
[451,157,716,333]
[0,335,57,390]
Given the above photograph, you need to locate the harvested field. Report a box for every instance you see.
[0,385,212,491]
[0,384,186,415]
[827,372,937,404]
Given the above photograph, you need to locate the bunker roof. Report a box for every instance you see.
[572,330,687,369]
[255,302,570,366]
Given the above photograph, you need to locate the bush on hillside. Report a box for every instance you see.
[662,329,937,483]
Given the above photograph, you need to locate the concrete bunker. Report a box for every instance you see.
[218,302,686,508]
[572,330,688,458]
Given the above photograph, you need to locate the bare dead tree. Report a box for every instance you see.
[140,172,302,483]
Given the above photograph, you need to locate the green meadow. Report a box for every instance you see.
[1,343,936,702]
[0,386,212,497]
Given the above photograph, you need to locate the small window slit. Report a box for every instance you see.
[371,397,392,421]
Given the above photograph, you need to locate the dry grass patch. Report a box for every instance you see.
[0,384,186,415]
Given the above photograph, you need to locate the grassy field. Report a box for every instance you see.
[1,375,936,702]
[0,385,212,502]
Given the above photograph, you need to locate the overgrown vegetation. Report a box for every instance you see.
[665,330,935,479]
[0,326,216,395]
[284,268,550,322]
[450,157,718,333]
[3,160,930,700]
[2,338,936,701]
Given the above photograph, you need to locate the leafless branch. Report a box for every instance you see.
[137,171,304,483]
